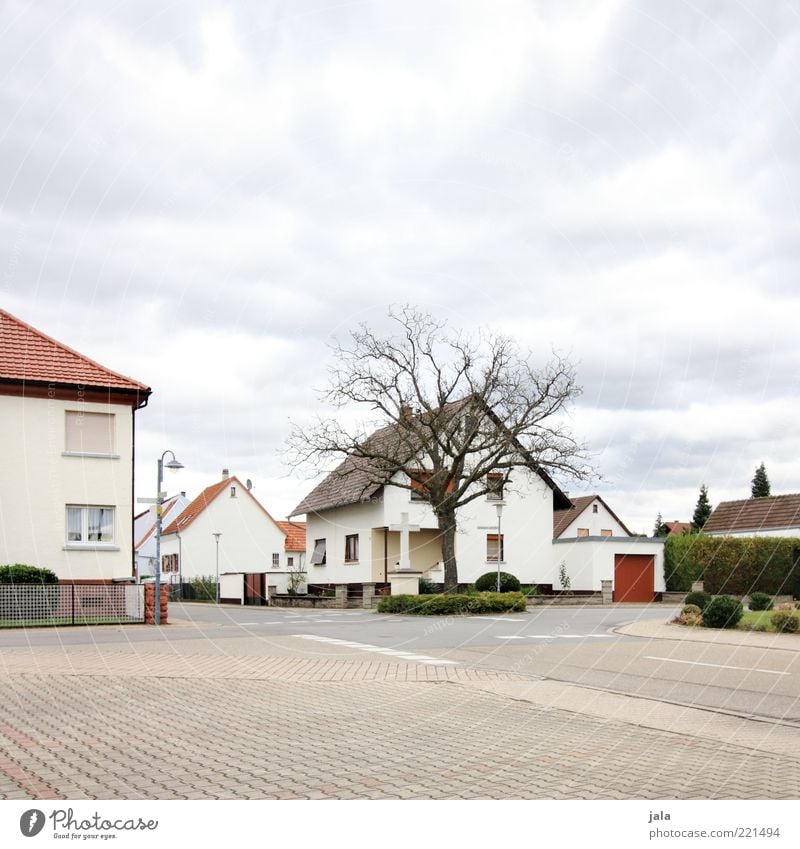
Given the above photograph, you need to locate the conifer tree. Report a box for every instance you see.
[691,484,712,531]
[751,462,771,498]
[653,512,668,537]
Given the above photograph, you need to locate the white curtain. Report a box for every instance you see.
[66,507,82,541]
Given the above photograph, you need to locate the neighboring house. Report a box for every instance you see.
[664,521,692,536]
[703,494,800,537]
[0,308,151,581]
[159,471,306,597]
[133,492,191,579]
[290,414,665,600]
[553,494,632,539]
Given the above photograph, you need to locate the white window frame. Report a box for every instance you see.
[486,533,504,563]
[486,472,504,501]
[272,552,280,568]
[344,534,359,563]
[65,505,117,549]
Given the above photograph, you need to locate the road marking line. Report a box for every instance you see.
[644,656,790,676]
[291,635,461,666]
[494,635,527,640]
[480,617,525,622]
[526,635,555,639]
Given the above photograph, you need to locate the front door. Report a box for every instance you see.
[244,573,266,605]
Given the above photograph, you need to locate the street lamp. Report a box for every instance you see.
[495,502,504,593]
[213,533,222,605]
[154,450,184,625]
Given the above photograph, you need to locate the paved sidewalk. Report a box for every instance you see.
[0,638,798,800]
[617,617,800,651]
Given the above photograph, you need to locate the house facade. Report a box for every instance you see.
[703,494,800,537]
[134,492,191,579]
[0,309,151,581]
[291,418,665,600]
[159,471,306,595]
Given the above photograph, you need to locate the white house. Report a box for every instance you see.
[290,417,665,600]
[703,494,800,537]
[553,494,632,539]
[0,308,151,582]
[159,471,306,599]
[133,492,191,579]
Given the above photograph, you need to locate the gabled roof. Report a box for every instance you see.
[0,308,150,394]
[277,521,306,552]
[290,401,572,517]
[703,494,800,534]
[665,521,692,536]
[552,494,633,538]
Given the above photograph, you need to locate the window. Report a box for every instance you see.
[409,470,454,501]
[272,553,280,568]
[600,529,612,537]
[344,534,359,563]
[64,412,115,455]
[592,503,599,514]
[310,539,327,565]
[577,528,589,537]
[230,486,237,497]
[486,533,504,562]
[287,556,294,568]
[486,473,504,501]
[66,506,115,544]
[162,553,179,573]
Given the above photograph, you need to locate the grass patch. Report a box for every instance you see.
[737,610,800,633]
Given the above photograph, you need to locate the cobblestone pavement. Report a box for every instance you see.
[1,640,799,801]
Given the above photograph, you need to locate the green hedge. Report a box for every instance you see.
[0,564,58,584]
[377,592,526,615]
[664,535,800,597]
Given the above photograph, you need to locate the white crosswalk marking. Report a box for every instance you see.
[292,634,459,666]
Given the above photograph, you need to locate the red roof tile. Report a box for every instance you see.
[162,478,232,535]
[665,521,692,536]
[553,494,633,538]
[703,494,800,534]
[277,521,306,552]
[0,308,150,393]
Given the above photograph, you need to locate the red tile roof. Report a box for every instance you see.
[134,497,184,549]
[0,308,150,393]
[703,494,800,534]
[277,521,306,552]
[553,494,633,538]
[665,521,692,536]
[162,478,232,535]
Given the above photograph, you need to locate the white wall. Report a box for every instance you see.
[0,394,134,580]
[304,500,384,583]
[160,487,288,581]
[557,499,630,538]
[551,538,666,592]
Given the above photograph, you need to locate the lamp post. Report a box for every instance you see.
[213,533,222,605]
[495,502,504,593]
[154,450,184,625]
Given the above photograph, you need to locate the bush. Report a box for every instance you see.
[701,595,743,629]
[748,591,774,611]
[739,621,768,632]
[677,610,703,627]
[377,592,526,615]
[520,585,539,597]
[664,534,800,596]
[474,571,521,593]
[418,578,439,595]
[681,604,702,617]
[187,575,218,602]
[770,610,799,633]
[0,564,58,584]
[684,591,711,611]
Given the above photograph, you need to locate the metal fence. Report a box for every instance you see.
[0,584,145,627]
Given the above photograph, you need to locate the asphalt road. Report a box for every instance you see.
[2,601,798,727]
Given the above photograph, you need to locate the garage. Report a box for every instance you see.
[613,553,655,602]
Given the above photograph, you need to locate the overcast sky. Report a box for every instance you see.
[2,1,798,534]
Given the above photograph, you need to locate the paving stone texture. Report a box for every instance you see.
[0,643,798,800]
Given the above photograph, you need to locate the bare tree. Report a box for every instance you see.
[288,306,592,591]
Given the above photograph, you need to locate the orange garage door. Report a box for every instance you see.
[613,554,655,602]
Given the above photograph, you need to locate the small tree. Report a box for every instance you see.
[288,307,592,591]
[653,512,669,537]
[751,462,771,498]
[287,560,307,595]
[691,484,712,531]
[558,561,571,592]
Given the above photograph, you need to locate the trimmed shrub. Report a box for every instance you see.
[701,595,743,629]
[684,591,711,611]
[748,591,774,612]
[474,571,521,593]
[520,585,539,598]
[377,591,526,615]
[417,578,438,595]
[677,611,703,627]
[681,604,702,617]
[0,564,58,584]
[739,621,768,632]
[664,535,800,596]
[770,610,799,633]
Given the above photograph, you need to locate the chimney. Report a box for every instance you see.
[222,468,230,479]
[400,404,413,422]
